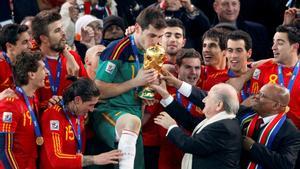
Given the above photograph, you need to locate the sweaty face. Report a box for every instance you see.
[11,32,32,57]
[227,39,251,74]
[47,20,67,52]
[176,58,201,85]
[202,38,225,67]
[136,24,165,51]
[161,26,185,57]
[272,32,294,65]
[214,0,240,23]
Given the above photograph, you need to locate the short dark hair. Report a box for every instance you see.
[63,78,100,104]
[14,51,43,86]
[32,10,62,45]
[276,25,300,44]
[136,6,166,30]
[166,18,186,37]
[0,24,29,52]
[176,48,202,66]
[202,28,228,50]
[276,25,300,54]
[227,30,252,50]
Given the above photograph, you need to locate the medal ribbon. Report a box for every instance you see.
[176,91,192,112]
[44,56,62,95]
[15,87,42,141]
[228,69,250,101]
[2,52,15,85]
[129,35,141,94]
[277,61,300,92]
[60,100,82,153]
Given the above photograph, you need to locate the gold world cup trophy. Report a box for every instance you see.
[138,45,166,100]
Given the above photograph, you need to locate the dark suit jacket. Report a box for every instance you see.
[236,20,270,61]
[164,96,242,169]
[185,85,300,169]
[237,106,300,169]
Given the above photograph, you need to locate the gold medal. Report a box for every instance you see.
[36,136,44,146]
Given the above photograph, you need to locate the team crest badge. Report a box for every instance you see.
[128,55,135,61]
[253,69,261,80]
[50,120,59,131]
[2,112,12,123]
[105,61,116,74]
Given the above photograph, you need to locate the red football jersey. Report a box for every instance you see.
[250,60,300,129]
[197,65,229,91]
[142,94,163,146]
[0,93,39,169]
[40,104,85,169]
[37,51,88,111]
[0,58,14,92]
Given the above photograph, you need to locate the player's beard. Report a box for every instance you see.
[50,40,65,52]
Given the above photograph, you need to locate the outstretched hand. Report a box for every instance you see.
[134,68,158,87]
[149,79,170,99]
[154,111,176,129]
[93,149,122,165]
[161,68,182,89]
[283,7,298,25]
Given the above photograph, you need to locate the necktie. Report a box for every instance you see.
[253,118,264,140]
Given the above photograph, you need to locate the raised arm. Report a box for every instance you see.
[96,68,157,99]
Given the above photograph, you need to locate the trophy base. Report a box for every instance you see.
[138,87,155,100]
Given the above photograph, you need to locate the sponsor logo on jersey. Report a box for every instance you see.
[2,112,12,123]
[105,61,116,74]
[253,69,261,80]
[50,120,59,131]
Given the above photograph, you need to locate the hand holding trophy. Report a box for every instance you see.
[138,45,166,100]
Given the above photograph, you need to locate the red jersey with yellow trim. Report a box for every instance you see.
[250,60,300,129]
[37,51,88,111]
[197,65,229,91]
[40,104,86,169]
[0,58,14,92]
[0,92,39,169]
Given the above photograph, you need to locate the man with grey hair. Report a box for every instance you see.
[160,70,300,169]
[150,80,241,169]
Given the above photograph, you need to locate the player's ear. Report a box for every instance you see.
[74,96,82,104]
[28,71,35,80]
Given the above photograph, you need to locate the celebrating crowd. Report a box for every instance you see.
[0,0,300,169]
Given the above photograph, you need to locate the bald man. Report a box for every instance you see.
[85,45,106,79]
[238,83,300,169]
[151,82,242,169]
[156,72,300,169]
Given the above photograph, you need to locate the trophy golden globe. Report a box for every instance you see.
[138,45,166,100]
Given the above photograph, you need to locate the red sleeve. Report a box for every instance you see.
[0,99,23,169]
[40,106,82,169]
[250,61,273,94]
